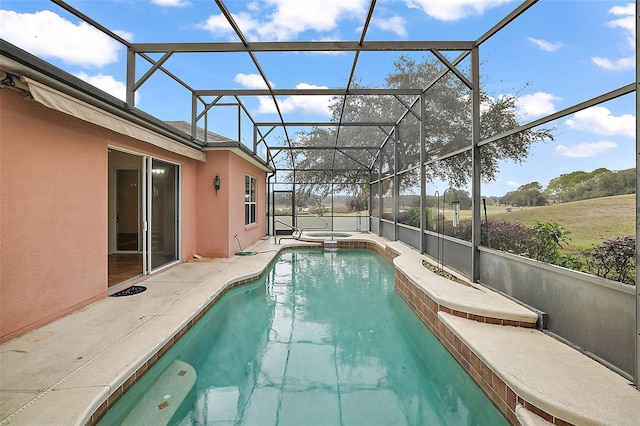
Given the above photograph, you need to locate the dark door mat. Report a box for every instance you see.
[110,285,147,297]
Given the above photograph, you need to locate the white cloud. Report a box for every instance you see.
[371,16,408,37]
[554,141,617,158]
[234,73,271,89]
[516,92,561,120]
[197,0,367,41]
[403,0,514,21]
[113,30,134,42]
[506,180,519,188]
[197,12,260,39]
[565,106,635,138]
[528,37,562,52]
[608,3,635,49]
[590,56,634,71]
[0,10,123,68]
[591,3,635,71]
[151,0,190,7]
[477,94,498,115]
[73,72,137,103]
[257,83,332,116]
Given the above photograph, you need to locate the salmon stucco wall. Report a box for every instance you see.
[1,89,107,342]
[180,161,197,260]
[196,150,267,257]
[0,89,199,342]
[227,152,267,255]
[195,150,231,257]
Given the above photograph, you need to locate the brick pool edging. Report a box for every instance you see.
[389,255,575,425]
[333,239,565,424]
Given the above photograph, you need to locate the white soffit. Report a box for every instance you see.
[23,77,206,162]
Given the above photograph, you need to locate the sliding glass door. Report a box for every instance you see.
[108,149,180,287]
[149,158,179,270]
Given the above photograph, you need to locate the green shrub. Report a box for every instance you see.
[398,206,432,229]
[435,218,634,285]
[526,221,581,269]
[580,236,635,285]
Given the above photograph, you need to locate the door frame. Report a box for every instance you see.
[273,189,295,235]
[108,146,181,277]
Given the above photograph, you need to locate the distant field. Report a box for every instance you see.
[467,194,635,252]
[286,194,635,253]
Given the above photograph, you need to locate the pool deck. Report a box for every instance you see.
[1,233,639,425]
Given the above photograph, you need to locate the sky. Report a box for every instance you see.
[0,0,636,197]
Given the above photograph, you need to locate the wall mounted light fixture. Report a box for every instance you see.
[214,175,221,195]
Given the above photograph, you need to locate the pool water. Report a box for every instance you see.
[100,248,508,425]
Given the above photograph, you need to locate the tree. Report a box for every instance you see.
[287,55,554,197]
[594,169,634,197]
[547,169,610,202]
[345,193,368,212]
[517,182,544,206]
[295,189,312,211]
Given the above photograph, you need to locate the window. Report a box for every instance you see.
[245,175,256,225]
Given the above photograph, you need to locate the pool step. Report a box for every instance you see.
[122,359,196,425]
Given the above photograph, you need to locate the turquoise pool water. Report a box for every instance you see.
[100,248,508,425]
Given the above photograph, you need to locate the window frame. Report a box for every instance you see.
[245,174,256,226]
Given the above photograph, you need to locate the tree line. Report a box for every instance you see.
[499,168,635,207]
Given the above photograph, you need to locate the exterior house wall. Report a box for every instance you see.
[1,89,108,342]
[181,161,198,259]
[195,150,231,257]
[195,150,267,258]
[0,89,199,342]
[227,152,267,255]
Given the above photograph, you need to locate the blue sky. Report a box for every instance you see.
[0,0,636,197]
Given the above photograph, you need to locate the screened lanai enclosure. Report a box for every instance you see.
[11,0,639,388]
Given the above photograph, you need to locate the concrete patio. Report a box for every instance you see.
[1,234,638,425]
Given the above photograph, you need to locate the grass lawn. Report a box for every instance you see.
[471,194,635,253]
[289,194,635,254]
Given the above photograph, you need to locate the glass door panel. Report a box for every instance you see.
[150,159,179,270]
[115,169,140,251]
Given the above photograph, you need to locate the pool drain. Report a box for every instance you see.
[110,285,147,297]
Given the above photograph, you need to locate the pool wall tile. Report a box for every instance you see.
[90,400,108,424]
[106,387,123,410]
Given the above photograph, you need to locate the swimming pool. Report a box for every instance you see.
[99,248,508,425]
